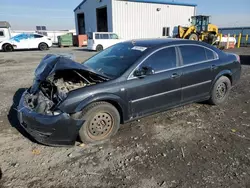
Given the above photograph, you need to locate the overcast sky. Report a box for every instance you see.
[0,0,249,30]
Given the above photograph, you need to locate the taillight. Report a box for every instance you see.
[235,54,240,63]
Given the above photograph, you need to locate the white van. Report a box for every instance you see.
[87,32,123,51]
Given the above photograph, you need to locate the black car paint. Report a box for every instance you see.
[18,91,85,145]
[30,54,110,94]
[18,39,241,146]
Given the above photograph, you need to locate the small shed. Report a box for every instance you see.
[74,0,197,39]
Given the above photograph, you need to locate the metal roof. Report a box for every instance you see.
[127,0,197,6]
[0,21,11,28]
[74,0,197,11]
[74,0,86,11]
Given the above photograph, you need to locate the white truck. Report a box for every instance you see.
[0,21,11,43]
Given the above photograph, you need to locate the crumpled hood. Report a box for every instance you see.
[30,54,107,94]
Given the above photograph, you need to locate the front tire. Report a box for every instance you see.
[3,44,13,52]
[208,33,216,45]
[38,43,48,51]
[79,102,120,144]
[209,76,231,105]
[187,33,199,41]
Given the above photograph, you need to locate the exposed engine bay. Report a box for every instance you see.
[25,69,107,115]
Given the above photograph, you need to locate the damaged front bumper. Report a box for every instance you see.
[17,91,84,146]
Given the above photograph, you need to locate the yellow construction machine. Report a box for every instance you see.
[176,15,219,45]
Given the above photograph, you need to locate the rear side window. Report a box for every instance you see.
[110,34,118,39]
[34,34,43,38]
[205,48,216,60]
[179,45,207,65]
[141,47,177,72]
[0,31,4,37]
[95,34,100,39]
[100,34,109,39]
[87,32,93,39]
[29,34,43,39]
[95,34,110,39]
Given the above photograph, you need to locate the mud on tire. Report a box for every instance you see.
[209,76,231,105]
[79,102,120,144]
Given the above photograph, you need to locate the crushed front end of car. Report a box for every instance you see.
[17,54,108,146]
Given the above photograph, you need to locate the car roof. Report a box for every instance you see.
[122,38,212,48]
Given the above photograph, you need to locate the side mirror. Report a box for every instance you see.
[133,66,155,78]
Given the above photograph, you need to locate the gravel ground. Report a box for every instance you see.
[0,47,250,188]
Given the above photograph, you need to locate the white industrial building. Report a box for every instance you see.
[74,0,197,39]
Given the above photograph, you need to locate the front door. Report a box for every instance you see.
[178,45,219,102]
[126,46,182,118]
[11,34,30,49]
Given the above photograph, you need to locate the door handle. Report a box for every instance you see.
[171,73,180,79]
[211,65,218,70]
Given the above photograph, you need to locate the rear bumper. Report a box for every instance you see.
[17,91,84,146]
[232,64,242,86]
[87,44,96,51]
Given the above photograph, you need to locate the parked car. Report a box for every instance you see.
[0,33,52,52]
[17,39,241,146]
[87,32,123,51]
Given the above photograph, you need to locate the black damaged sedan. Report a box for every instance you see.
[17,39,241,146]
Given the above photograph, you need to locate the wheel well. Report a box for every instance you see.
[3,43,11,46]
[1,43,13,51]
[39,42,48,46]
[2,43,12,48]
[222,74,232,84]
[208,31,217,35]
[96,44,103,48]
[103,100,124,124]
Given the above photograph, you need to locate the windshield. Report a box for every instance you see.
[83,43,147,78]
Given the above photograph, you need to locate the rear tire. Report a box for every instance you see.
[38,43,48,51]
[3,44,13,52]
[208,76,231,105]
[208,33,216,45]
[96,45,103,52]
[79,102,120,144]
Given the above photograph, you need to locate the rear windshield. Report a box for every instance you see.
[83,43,148,78]
[87,32,93,40]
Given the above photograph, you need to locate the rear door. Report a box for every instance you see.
[178,44,219,102]
[87,32,94,49]
[126,46,182,117]
[29,34,44,48]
